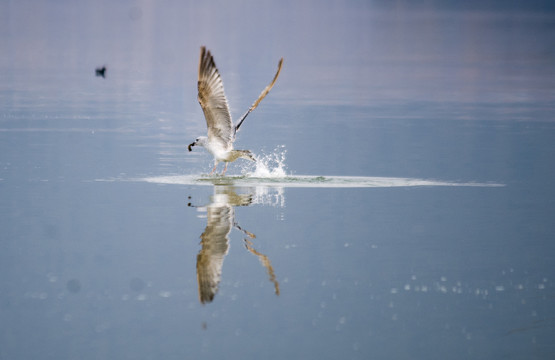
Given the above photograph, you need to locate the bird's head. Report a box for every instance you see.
[188,136,207,151]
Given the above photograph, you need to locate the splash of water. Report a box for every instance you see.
[242,145,288,178]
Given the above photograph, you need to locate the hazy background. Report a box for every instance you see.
[1,1,555,359]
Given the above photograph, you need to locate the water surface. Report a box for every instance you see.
[1,1,555,359]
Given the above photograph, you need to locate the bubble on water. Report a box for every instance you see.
[159,291,172,298]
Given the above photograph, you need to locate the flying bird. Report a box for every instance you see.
[188,46,283,175]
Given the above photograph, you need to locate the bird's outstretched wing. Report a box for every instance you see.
[198,46,234,150]
[235,57,283,133]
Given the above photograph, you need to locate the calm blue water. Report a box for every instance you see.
[1,1,555,359]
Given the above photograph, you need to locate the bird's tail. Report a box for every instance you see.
[233,150,256,162]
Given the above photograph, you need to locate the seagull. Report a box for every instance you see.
[188,46,283,175]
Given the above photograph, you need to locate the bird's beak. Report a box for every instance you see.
[188,142,195,152]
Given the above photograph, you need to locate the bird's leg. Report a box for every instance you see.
[221,163,228,176]
[209,163,217,175]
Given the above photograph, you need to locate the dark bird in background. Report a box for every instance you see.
[95,66,107,78]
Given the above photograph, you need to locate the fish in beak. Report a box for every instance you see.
[188,142,195,152]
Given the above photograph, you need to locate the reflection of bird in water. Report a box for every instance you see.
[95,66,106,78]
[188,46,283,175]
[193,186,279,304]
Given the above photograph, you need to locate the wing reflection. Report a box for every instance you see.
[191,185,280,304]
